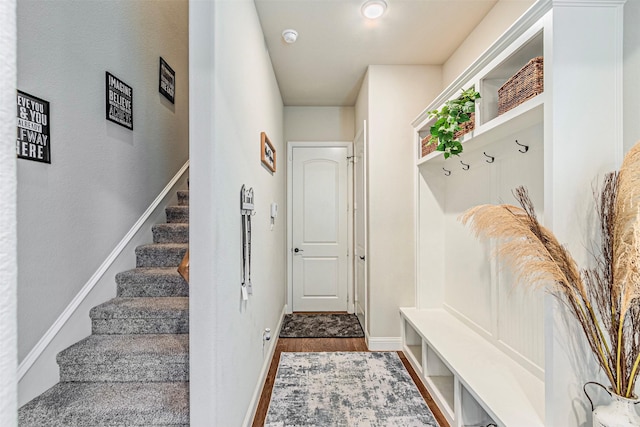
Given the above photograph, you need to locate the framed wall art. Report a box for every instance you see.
[261,132,276,173]
[159,57,175,103]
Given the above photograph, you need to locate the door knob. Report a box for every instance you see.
[294,248,304,253]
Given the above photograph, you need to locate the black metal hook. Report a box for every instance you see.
[483,152,495,163]
[515,139,529,153]
[460,161,470,170]
[443,168,451,176]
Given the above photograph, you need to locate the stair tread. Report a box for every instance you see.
[116,268,188,298]
[136,243,188,250]
[57,334,188,364]
[91,297,188,319]
[18,381,188,426]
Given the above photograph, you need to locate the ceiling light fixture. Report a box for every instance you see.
[282,29,298,44]
[361,0,387,20]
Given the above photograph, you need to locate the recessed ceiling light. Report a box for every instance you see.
[361,0,387,20]
[282,29,298,44]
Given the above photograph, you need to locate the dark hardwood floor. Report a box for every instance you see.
[251,337,449,427]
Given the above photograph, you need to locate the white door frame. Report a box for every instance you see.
[287,141,354,314]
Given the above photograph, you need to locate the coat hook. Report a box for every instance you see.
[443,167,451,176]
[515,139,529,153]
[483,152,495,163]
[460,161,470,170]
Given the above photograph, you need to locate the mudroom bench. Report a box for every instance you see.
[400,307,544,427]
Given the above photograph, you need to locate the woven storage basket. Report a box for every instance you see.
[498,56,543,115]
[453,112,475,140]
[421,135,437,157]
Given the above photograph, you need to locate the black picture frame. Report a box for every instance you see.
[16,90,51,164]
[159,57,176,104]
[105,71,133,130]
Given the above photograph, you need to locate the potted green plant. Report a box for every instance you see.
[427,87,480,159]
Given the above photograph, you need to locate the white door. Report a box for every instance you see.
[292,146,349,312]
[353,124,367,329]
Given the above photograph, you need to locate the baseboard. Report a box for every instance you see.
[242,305,287,427]
[18,161,189,402]
[366,336,403,351]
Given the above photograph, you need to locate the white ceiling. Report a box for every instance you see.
[254,0,503,106]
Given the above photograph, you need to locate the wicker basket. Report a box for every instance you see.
[498,56,544,115]
[421,135,437,157]
[454,112,475,140]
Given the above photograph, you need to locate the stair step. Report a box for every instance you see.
[116,268,189,297]
[177,190,189,206]
[91,297,188,334]
[57,334,189,382]
[136,243,188,268]
[165,206,188,223]
[18,381,188,426]
[152,223,189,243]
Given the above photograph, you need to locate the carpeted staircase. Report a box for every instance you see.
[19,189,190,426]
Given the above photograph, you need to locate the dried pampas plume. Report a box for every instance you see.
[461,142,640,398]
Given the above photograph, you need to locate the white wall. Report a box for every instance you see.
[364,65,441,343]
[284,106,354,142]
[189,0,286,425]
[0,0,18,425]
[624,0,640,154]
[442,0,535,89]
[16,0,189,362]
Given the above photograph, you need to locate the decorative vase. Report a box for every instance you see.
[592,392,640,427]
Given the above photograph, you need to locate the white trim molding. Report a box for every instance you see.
[367,336,403,351]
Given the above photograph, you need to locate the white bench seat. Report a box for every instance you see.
[400,307,544,427]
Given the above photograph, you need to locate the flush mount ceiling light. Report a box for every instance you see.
[361,0,387,19]
[282,29,298,44]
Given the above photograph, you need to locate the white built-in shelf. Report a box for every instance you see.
[401,307,544,427]
[416,92,544,168]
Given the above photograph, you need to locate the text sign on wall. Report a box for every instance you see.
[159,57,175,104]
[16,91,51,164]
[105,72,133,130]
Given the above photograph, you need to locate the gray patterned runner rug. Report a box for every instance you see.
[265,352,439,427]
[279,313,364,338]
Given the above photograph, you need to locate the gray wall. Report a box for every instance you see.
[1,0,18,424]
[284,106,355,142]
[189,0,286,424]
[17,0,189,361]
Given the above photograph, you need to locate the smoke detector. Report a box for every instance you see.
[282,29,298,44]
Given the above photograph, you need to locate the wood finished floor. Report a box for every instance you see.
[252,337,449,427]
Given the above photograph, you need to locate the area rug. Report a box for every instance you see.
[264,352,439,427]
[279,313,364,338]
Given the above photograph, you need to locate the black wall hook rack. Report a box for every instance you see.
[460,161,470,170]
[515,139,529,153]
[443,167,451,176]
[483,152,495,163]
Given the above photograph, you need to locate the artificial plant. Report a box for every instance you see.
[427,87,480,159]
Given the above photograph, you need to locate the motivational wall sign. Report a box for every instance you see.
[159,57,175,104]
[106,72,133,129]
[16,91,51,163]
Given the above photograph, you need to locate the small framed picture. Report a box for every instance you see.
[261,132,276,173]
[159,57,175,103]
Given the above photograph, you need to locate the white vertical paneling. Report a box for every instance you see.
[444,163,493,333]
[496,125,545,370]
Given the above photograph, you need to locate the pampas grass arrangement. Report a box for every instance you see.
[460,144,640,399]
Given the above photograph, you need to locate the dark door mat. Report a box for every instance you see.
[279,313,364,338]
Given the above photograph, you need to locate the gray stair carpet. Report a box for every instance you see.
[19,189,190,426]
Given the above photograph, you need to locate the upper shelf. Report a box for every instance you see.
[417,92,544,167]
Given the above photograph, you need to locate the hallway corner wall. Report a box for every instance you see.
[16,0,188,381]
[0,0,18,424]
[357,65,442,344]
[189,0,286,425]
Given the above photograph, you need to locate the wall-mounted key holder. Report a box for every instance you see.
[240,185,255,300]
